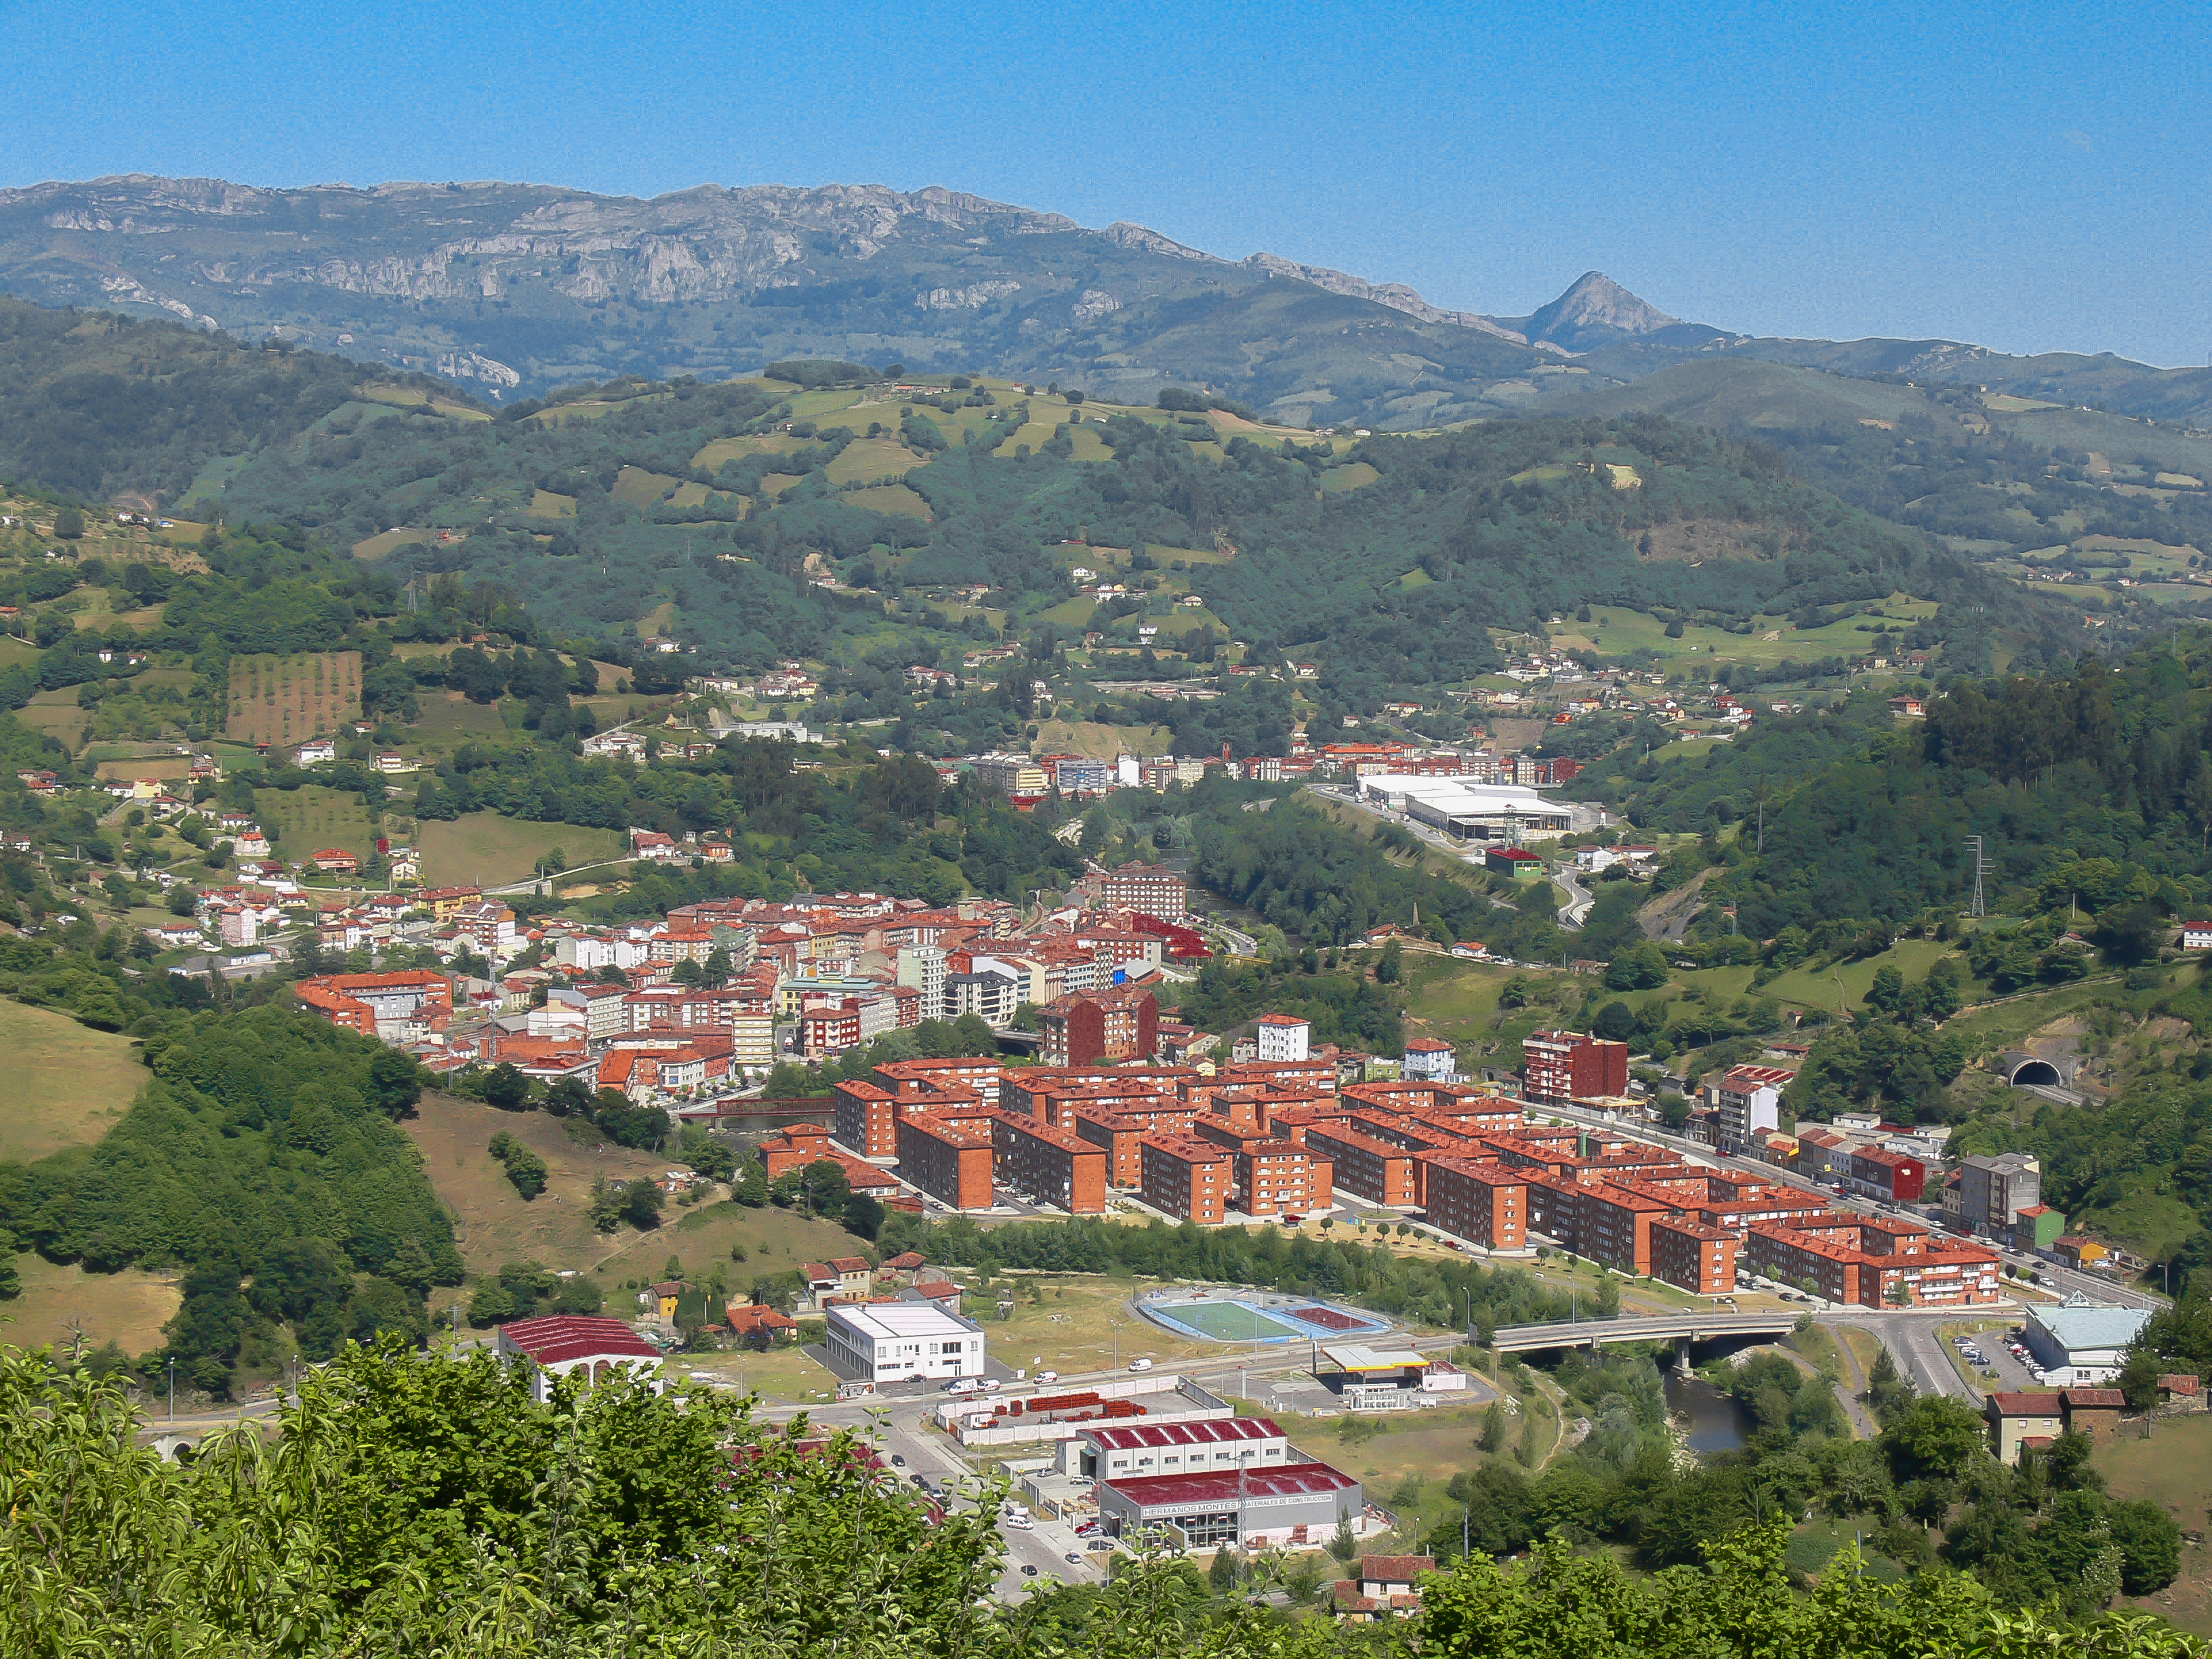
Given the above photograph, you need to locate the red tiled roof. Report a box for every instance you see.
[1102,1461,1357,1509]
[499,1315,659,1366]
[2062,1388,2127,1408]
[1088,1417,1282,1451]
[1358,1555,1436,1582]
[1987,1392,2063,1416]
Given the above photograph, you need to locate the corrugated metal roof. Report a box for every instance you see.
[1103,1461,1357,1509]
[2030,1301,2151,1352]
[1089,1416,1282,1452]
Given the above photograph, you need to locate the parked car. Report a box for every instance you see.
[1021,1564,1039,1577]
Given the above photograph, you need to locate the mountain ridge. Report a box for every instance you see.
[5,172,2212,432]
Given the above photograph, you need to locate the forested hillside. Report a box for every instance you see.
[1571,636,2212,939]
[0,298,458,503]
[0,944,455,1393]
[0,295,2078,708]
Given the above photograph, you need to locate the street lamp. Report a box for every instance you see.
[167,1357,176,1425]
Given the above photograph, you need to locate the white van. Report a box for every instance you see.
[1128,1358,1154,1372]
[1036,1370,1060,1385]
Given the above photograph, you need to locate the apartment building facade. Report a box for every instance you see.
[1140,1134,1231,1223]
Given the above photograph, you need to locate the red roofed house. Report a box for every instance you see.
[726,1303,800,1342]
[311,847,361,874]
[495,1315,663,1402]
[1333,1555,1436,1622]
[293,970,453,1041]
[2060,1387,2127,1441]
[1984,1392,2064,1464]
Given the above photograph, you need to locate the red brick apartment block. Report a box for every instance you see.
[834,1080,899,1158]
[760,1122,833,1176]
[1651,1216,1739,1295]
[1220,1059,1340,1092]
[1576,1182,1678,1277]
[1240,1139,1331,1218]
[895,1113,996,1211]
[1303,1121,1422,1208]
[1419,1158,1528,1250]
[872,1056,1007,1106]
[1040,986,1159,1067]
[1521,1030,1629,1105]
[1071,1110,1153,1188]
[991,1113,1109,1214]
[1139,1134,1232,1223]
[1340,1081,1525,1136]
[1744,1218,2001,1307]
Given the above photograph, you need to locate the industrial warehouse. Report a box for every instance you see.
[1356,775,1574,842]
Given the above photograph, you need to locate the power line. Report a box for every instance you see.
[1965,834,1986,919]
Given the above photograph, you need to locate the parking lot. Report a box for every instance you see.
[1951,1324,2049,1392]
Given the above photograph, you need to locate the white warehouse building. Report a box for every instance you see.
[1358,776,1574,843]
[824,1302,988,1385]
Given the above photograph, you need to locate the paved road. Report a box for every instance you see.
[1555,867,1593,929]
[1845,1310,1977,1401]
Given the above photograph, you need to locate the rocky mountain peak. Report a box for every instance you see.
[1519,272,1681,350]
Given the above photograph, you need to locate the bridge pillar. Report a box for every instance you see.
[1673,1336,1692,1375]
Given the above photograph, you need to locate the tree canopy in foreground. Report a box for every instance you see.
[1,1338,2202,1659]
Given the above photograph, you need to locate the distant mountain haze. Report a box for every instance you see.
[4,173,2211,429]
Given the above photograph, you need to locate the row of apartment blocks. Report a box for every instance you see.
[816,1039,2002,1305]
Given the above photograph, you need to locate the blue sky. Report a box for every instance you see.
[2,0,2203,364]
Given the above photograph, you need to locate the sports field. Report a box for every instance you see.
[1143,1292,1393,1344]
[1158,1302,1307,1341]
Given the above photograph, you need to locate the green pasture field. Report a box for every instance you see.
[0,634,41,668]
[527,490,577,518]
[254,784,378,861]
[1757,939,1965,1011]
[991,420,1061,457]
[6,1257,182,1356]
[690,434,802,471]
[844,484,932,519]
[406,694,512,747]
[2097,1412,2212,1635]
[16,689,89,750]
[1319,462,1381,492]
[823,438,928,485]
[524,398,655,428]
[612,466,681,508]
[415,812,627,888]
[359,384,490,421]
[1547,601,1938,672]
[0,998,147,1163]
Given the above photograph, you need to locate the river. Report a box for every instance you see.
[1664,1372,1753,1455]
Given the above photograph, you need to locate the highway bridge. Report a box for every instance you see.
[1488,1311,1800,1355]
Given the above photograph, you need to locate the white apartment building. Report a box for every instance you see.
[825,1303,987,1384]
[1255,1014,1311,1063]
[897,945,947,1023]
